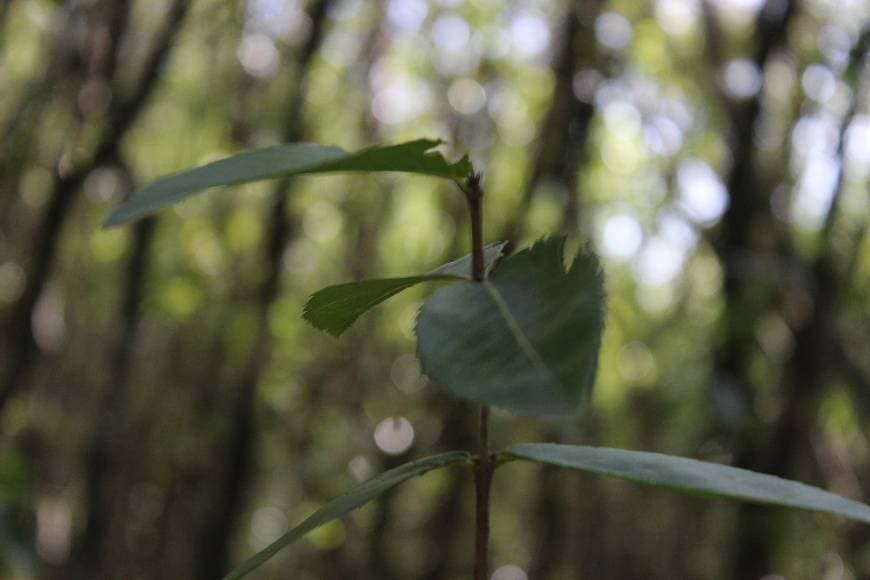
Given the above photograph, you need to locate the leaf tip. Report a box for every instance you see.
[102,209,125,229]
[103,202,153,228]
[419,138,474,179]
[454,154,474,179]
[302,298,347,337]
[421,137,446,148]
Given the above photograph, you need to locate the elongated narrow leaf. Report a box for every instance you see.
[505,444,870,523]
[415,237,604,415]
[105,139,472,226]
[304,242,507,336]
[224,451,470,580]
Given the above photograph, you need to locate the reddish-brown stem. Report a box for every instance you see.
[474,406,493,580]
[465,172,485,282]
[463,172,493,580]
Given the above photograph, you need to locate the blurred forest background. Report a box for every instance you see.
[0,0,868,578]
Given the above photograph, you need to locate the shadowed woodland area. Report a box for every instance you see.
[1,0,869,578]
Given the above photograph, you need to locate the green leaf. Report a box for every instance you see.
[415,237,604,416]
[505,443,870,523]
[104,139,473,226]
[304,242,507,336]
[224,451,470,580]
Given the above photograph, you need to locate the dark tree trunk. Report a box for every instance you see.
[195,2,334,578]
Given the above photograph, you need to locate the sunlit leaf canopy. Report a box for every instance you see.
[1,0,868,578]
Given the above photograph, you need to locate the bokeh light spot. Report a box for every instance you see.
[618,341,657,383]
[601,213,643,261]
[448,78,487,115]
[237,33,279,78]
[801,64,836,103]
[374,416,415,455]
[391,354,426,393]
[492,564,528,580]
[348,455,373,482]
[655,0,699,36]
[595,13,633,50]
[509,10,551,57]
[722,59,762,99]
[676,159,729,225]
[431,14,470,53]
[303,201,343,242]
[387,0,428,32]
[250,506,288,545]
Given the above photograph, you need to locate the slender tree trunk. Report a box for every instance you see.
[70,206,158,579]
[0,0,188,419]
[422,401,474,580]
[701,2,817,576]
[504,3,601,577]
[195,3,334,578]
[501,0,599,242]
[63,3,192,577]
[733,27,869,579]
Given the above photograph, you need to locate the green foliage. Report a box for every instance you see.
[304,241,507,336]
[416,237,604,415]
[224,452,470,580]
[105,138,870,578]
[505,444,870,523]
[104,139,472,226]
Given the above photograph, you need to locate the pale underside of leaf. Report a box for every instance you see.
[224,451,470,580]
[304,276,457,336]
[304,242,507,336]
[426,241,508,278]
[105,139,472,226]
[505,443,870,524]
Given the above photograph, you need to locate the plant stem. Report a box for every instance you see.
[465,172,485,282]
[464,172,492,580]
[474,405,492,580]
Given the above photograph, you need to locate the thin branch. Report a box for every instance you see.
[819,26,869,251]
[71,161,158,578]
[196,1,334,578]
[500,6,597,240]
[463,171,493,580]
[0,2,86,230]
[466,172,486,282]
[99,0,190,152]
[0,0,190,417]
[474,405,492,580]
[700,2,799,577]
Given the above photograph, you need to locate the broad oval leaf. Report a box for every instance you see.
[224,451,470,580]
[105,139,473,226]
[505,443,870,523]
[415,237,605,416]
[304,242,507,336]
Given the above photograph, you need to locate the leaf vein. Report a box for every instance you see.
[482,281,564,392]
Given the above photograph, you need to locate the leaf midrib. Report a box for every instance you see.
[482,281,566,394]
